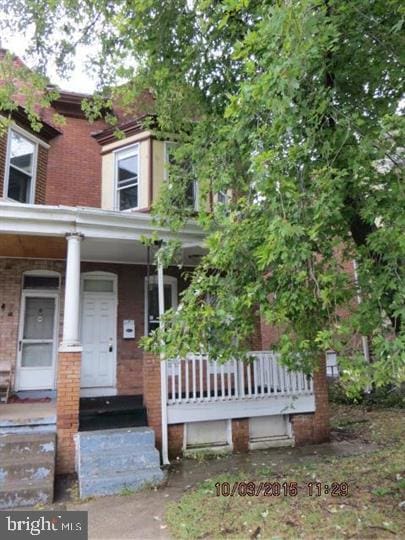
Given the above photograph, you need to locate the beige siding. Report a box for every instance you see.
[152,139,166,206]
[101,152,114,210]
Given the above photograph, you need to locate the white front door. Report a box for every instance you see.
[17,293,58,390]
[80,282,117,395]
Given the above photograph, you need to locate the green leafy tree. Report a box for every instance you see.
[1,0,404,393]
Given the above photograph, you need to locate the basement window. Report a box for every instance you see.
[5,129,37,204]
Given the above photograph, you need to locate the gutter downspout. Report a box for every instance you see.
[158,255,170,465]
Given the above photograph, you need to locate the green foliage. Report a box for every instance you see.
[1,0,404,391]
[329,380,405,408]
[0,51,61,135]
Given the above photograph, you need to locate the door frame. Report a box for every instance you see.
[16,289,60,391]
[80,271,118,397]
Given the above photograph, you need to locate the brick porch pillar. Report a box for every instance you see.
[56,233,83,474]
[56,348,81,473]
[312,356,330,443]
[232,419,249,453]
[143,351,162,449]
[291,356,330,445]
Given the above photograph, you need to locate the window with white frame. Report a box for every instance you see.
[5,129,37,203]
[115,145,139,211]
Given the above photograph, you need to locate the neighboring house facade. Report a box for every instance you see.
[0,54,329,499]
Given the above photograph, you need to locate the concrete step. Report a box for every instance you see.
[0,454,54,483]
[0,432,55,509]
[0,479,54,510]
[79,468,166,498]
[0,432,55,458]
[75,427,165,498]
[76,426,155,452]
[77,448,161,476]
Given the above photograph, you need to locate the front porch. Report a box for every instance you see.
[0,201,207,475]
[0,201,329,501]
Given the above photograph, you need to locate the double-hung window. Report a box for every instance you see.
[6,129,37,203]
[115,145,139,211]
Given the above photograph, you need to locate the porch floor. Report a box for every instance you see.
[0,402,56,430]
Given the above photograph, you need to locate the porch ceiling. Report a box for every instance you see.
[0,202,207,265]
[0,233,206,265]
[0,234,67,259]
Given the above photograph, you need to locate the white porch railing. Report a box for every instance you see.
[166,351,313,405]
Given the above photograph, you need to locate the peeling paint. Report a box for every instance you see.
[40,441,54,452]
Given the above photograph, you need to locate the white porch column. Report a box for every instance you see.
[158,256,170,465]
[61,233,83,348]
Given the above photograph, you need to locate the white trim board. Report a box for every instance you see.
[0,201,205,247]
[167,394,316,424]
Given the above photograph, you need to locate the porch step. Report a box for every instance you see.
[79,469,166,498]
[0,432,55,509]
[75,427,165,498]
[79,395,147,431]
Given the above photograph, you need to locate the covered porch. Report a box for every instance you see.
[0,201,205,472]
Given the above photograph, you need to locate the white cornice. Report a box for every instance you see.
[0,202,206,247]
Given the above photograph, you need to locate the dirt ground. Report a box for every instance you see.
[49,419,382,539]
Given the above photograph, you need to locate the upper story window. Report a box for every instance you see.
[115,144,139,211]
[5,129,37,203]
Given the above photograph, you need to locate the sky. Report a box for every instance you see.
[1,32,97,94]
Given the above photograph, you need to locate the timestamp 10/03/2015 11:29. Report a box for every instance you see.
[214,481,349,497]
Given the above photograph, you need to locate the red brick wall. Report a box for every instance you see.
[45,116,106,208]
[168,424,184,458]
[56,350,81,474]
[143,351,162,449]
[232,418,249,453]
[250,309,263,350]
[291,357,330,445]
